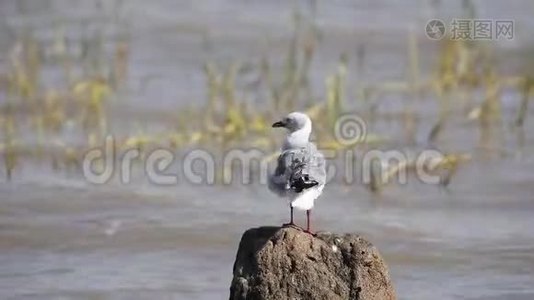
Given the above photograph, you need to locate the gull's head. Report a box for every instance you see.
[272,112,312,133]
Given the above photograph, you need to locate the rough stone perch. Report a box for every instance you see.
[230,226,396,300]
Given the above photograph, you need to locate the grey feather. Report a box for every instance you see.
[268,143,326,197]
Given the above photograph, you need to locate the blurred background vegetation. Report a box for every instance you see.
[0,0,533,186]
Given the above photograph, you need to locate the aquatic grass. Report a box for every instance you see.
[0,9,531,189]
[72,76,112,136]
[404,29,420,144]
[1,114,18,181]
[515,77,532,127]
[326,55,348,130]
[368,152,471,192]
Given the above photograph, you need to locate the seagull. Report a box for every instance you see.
[268,112,326,234]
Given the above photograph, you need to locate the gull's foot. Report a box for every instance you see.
[282,222,296,228]
[303,229,316,237]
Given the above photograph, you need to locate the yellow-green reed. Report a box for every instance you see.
[368,153,471,192]
[516,77,532,127]
[0,9,532,190]
[2,114,17,181]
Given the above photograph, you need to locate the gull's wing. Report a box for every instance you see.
[268,149,296,197]
[302,143,326,186]
[268,143,326,196]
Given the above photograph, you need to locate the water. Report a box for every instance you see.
[1,0,534,299]
[2,163,534,299]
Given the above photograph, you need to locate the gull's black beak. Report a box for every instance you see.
[272,121,285,128]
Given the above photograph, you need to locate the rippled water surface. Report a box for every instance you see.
[2,164,534,300]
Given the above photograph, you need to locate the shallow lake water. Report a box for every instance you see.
[1,161,534,300]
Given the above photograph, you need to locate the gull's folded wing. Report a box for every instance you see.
[268,143,326,196]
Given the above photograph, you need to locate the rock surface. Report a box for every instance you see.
[230,226,396,300]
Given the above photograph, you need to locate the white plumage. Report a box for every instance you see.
[290,184,324,210]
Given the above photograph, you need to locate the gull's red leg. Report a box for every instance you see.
[304,209,314,235]
[282,206,294,227]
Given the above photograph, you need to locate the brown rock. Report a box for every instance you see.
[230,226,396,300]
